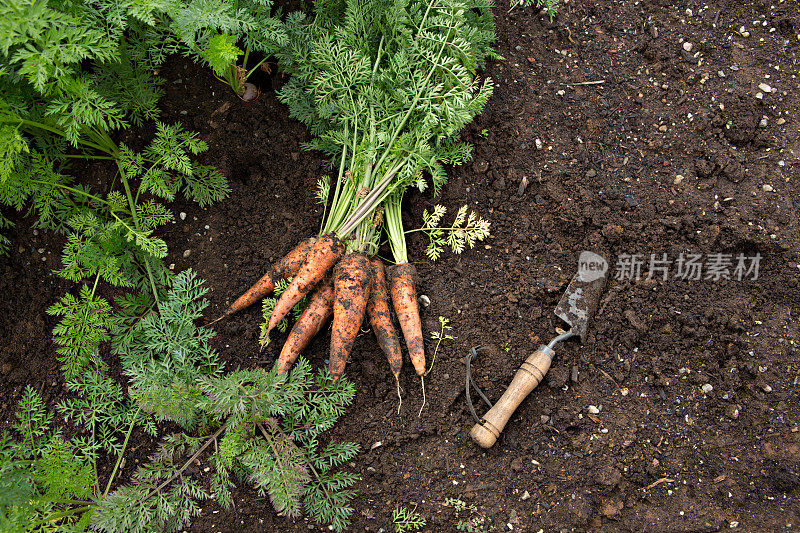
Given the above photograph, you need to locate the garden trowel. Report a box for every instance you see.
[470,251,608,448]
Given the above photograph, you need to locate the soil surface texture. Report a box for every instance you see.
[2,0,800,531]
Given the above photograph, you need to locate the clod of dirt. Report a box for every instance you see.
[593,465,623,488]
[600,498,624,519]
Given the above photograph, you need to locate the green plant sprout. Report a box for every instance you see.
[393,505,427,533]
[202,33,271,100]
[427,316,456,375]
[169,0,286,100]
[509,0,559,18]
[444,498,491,532]
[415,205,491,261]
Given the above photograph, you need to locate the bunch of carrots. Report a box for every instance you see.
[210,0,496,405]
[214,180,427,406]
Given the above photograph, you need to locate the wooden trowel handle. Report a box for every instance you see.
[470,345,554,448]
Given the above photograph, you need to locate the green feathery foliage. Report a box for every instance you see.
[393,506,427,533]
[0,0,174,140]
[0,387,98,531]
[94,359,359,532]
[275,0,497,255]
[47,283,114,378]
[278,0,496,190]
[420,204,491,261]
[3,268,358,533]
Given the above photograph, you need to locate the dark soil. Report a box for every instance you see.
[3,0,800,531]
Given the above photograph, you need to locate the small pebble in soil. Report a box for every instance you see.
[762,384,773,393]
[762,184,774,192]
[588,405,600,414]
[180,212,187,220]
[776,117,786,125]
[370,441,382,450]
[674,174,685,185]
[756,92,764,100]
[701,383,713,394]
[758,82,773,93]
[683,42,693,52]
[418,294,430,307]
[521,491,531,500]
[759,118,768,128]
[535,138,543,150]
[183,249,191,258]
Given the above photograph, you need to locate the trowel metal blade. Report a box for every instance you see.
[554,251,609,343]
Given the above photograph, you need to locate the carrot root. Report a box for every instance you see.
[388,262,426,377]
[223,237,317,318]
[267,233,344,335]
[417,375,426,417]
[274,277,335,374]
[395,378,402,415]
[366,259,403,382]
[330,253,372,381]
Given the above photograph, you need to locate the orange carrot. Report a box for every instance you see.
[219,237,316,320]
[329,253,372,381]
[267,233,344,334]
[388,262,425,376]
[274,277,335,374]
[366,259,402,382]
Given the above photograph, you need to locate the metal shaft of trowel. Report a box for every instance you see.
[546,329,575,350]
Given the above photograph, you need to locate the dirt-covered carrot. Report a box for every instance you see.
[274,277,335,374]
[330,253,372,381]
[216,237,317,321]
[366,259,402,385]
[388,262,425,377]
[267,233,345,334]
